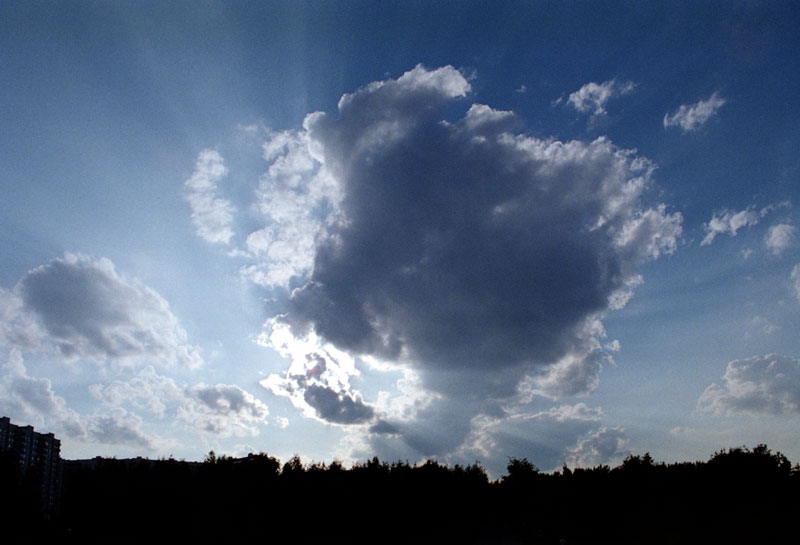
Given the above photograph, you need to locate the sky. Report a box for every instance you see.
[1,1,799,478]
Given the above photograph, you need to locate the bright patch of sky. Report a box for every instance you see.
[1,1,799,477]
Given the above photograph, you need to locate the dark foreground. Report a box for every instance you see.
[3,445,798,544]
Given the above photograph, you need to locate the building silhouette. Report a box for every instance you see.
[0,416,62,513]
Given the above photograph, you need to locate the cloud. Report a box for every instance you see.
[791,264,800,302]
[89,365,180,417]
[764,223,795,255]
[455,404,628,474]
[272,65,679,396]
[663,92,726,132]
[700,201,791,247]
[563,79,636,116]
[229,64,679,464]
[85,408,156,450]
[2,253,201,368]
[698,354,800,416]
[184,149,236,245]
[701,207,761,246]
[259,321,374,425]
[239,129,343,288]
[565,426,629,468]
[0,349,157,448]
[91,366,270,437]
[181,383,269,436]
[0,348,85,437]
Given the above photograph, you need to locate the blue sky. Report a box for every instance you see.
[1,1,799,477]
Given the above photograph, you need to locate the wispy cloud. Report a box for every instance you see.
[184,149,236,245]
[664,92,726,132]
[792,264,800,302]
[561,79,636,116]
[701,201,790,246]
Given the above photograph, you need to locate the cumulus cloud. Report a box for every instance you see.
[664,92,726,132]
[2,253,201,368]
[698,354,800,416]
[764,223,795,255]
[184,149,236,245]
[231,64,679,464]
[565,426,629,468]
[563,79,636,116]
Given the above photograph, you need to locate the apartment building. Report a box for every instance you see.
[0,416,62,513]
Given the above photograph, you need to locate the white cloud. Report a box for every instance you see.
[238,129,343,288]
[564,79,636,116]
[701,201,791,246]
[701,207,760,245]
[184,149,236,245]
[2,253,202,368]
[664,92,726,132]
[698,354,800,416]
[764,223,795,255]
[565,426,629,468]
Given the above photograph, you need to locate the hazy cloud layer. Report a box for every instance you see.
[184,149,236,245]
[91,366,270,437]
[664,92,726,132]
[698,354,800,416]
[2,254,201,368]
[791,264,800,302]
[456,404,628,473]
[563,79,636,116]
[0,350,157,448]
[0,349,85,437]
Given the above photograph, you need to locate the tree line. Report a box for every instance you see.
[4,444,799,544]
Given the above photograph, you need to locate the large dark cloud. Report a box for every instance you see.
[266,65,680,396]
[250,65,681,467]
